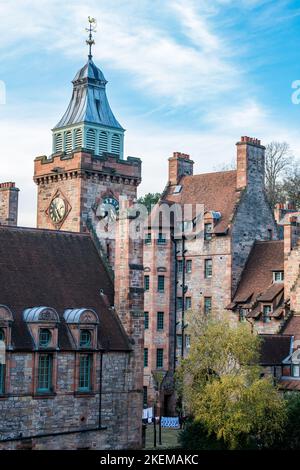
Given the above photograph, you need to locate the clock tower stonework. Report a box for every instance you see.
[34,56,142,269]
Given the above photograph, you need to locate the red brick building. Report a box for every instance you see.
[143,137,282,410]
[0,47,144,449]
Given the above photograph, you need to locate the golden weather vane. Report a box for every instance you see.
[86,16,97,60]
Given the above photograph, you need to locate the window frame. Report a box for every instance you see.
[144,275,150,291]
[186,260,192,274]
[262,304,272,323]
[157,233,167,245]
[38,328,52,348]
[204,297,212,315]
[204,223,213,241]
[0,363,5,395]
[79,329,92,349]
[156,348,164,369]
[157,312,164,331]
[204,259,213,279]
[78,353,92,392]
[157,275,165,293]
[37,354,53,394]
[144,348,149,367]
[144,311,149,330]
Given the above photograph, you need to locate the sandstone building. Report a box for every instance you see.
[142,137,292,410]
[0,44,144,449]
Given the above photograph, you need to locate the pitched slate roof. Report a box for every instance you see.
[0,226,131,352]
[54,59,124,130]
[232,240,284,304]
[259,334,292,365]
[282,315,300,342]
[165,170,240,233]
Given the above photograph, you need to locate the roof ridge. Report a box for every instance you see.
[182,169,237,179]
[0,225,91,237]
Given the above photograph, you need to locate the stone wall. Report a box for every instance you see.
[231,140,278,294]
[0,351,141,450]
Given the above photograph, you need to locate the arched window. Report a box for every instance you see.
[111,134,121,156]
[99,131,108,155]
[65,131,72,153]
[39,329,52,348]
[86,129,96,151]
[55,134,62,153]
[80,330,91,348]
[75,128,82,148]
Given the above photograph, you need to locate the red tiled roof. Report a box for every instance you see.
[232,240,284,304]
[279,379,300,391]
[165,170,240,233]
[259,334,292,365]
[282,315,300,342]
[257,283,284,302]
[0,226,131,352]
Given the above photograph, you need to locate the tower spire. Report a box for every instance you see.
[86,16,97,60]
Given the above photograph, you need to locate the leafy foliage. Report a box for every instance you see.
[137,193,161,214]
[177,317,287,449]
[179,420,226,450]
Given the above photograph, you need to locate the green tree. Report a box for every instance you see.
[177,316,287,449]
[138,192,161,214]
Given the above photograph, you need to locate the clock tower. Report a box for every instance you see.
[34,19,142,269]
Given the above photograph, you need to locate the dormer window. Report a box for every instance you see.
[39,329,52,348]
[80,330,92,348]
[262,305,272,323]
[273,271,284,283]
[204,223,213,241]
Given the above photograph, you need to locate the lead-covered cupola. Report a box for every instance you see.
[52,17,125,159]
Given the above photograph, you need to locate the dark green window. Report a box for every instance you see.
[156,349,163,368]
[144,275,150,291]
[178,260,183,273]
[186,260,192,273]
[144,348,148,367]
[37,354,52,393]
[144,233,152,245]
[204,223,213,241]
[80,330,91,348]
[158,275,165,292]
[0,364,5,394]
[143,386,148,408]
[157,233,166,245]
[144,312,149,330]
[204,259,213,278]
[185,297,192,310]
[0,329,4,342]
[177,297,183,310]
[204,297,212,315]
[263,305,272,323]
[157,312,164,330]
[39,329,51,348]
[79,354,92,391]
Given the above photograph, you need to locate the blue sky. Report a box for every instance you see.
[1,0,300,226]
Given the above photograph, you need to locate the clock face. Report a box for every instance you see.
[99,196,119,221]
[49,197,66,224]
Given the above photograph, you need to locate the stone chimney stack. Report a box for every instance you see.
[0,182,19,226]
[283,214,300,309]
[114,198,144,448]
[168,152,194,186]
[284,215,299,257]
[274,201,296,224]
[236,136,265,190]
